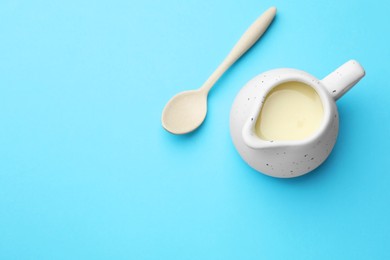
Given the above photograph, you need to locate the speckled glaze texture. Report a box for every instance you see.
[230,60,365,178]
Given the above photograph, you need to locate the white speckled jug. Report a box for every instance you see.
[230,60,365,178]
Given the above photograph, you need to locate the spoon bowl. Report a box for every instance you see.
[162,90,207,134]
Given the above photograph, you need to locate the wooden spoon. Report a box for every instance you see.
[162,7,277,134]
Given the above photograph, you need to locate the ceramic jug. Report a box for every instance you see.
[230,60,365,178]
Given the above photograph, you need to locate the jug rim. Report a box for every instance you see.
[242,69,334,149]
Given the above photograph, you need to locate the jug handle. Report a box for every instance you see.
[321,60,365,101]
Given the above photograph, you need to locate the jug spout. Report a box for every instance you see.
[321,60,365,101]
[241,114,281,150]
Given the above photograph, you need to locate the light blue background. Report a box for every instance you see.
[0,0,389,259]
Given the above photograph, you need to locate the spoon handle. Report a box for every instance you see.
[200,7,277,93]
